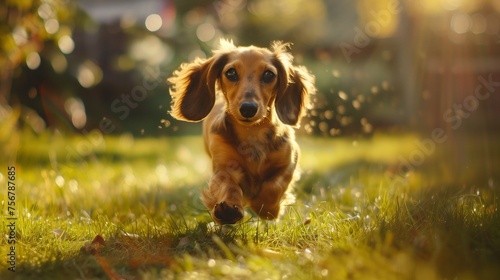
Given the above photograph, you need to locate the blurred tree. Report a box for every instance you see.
[240,0,327,47]
[1,0,436,136]
[0,0,78,108]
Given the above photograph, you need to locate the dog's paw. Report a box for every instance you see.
[213,201,244,224]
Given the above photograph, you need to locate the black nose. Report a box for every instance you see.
[239,102,258,118]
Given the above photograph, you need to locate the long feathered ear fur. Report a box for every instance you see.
[271,42,315,126]
[168,51,229,122]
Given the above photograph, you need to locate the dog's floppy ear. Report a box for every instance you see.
[168,53,228,122]
[272,42,315,126]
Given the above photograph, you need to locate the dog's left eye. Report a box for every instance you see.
[261,70,275,83]
[225,68,239,82]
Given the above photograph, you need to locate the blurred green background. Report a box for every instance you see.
[2,0,499,138]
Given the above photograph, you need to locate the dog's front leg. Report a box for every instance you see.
[202,160,245,224]
[250,164,296,220]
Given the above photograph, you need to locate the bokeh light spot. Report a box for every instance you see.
[442,0,463,11]
[38,3,55,19]
[338,91,348,101]
[145,14,162,32]
[470,14,487,35]
[77,60,103,88]
[55,175,65,188]
[45,18,60,34]
[26,52,41,70]
[65,98,87,129]
[196,22,215,42]
[13,26,28,45]
[51,53,67,73]
[58,35,75,54]
[324,110,334,120]
[68,179,79,193]
[352,100,361,110]
[77,67,95,88]
[451,13,471,34]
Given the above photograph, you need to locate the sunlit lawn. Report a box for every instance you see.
[1,123,500,279]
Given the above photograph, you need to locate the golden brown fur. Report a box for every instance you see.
[168,39,315,224]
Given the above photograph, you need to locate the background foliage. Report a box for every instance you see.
[4,0,498,137]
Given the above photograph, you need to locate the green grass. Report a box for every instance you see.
[1,122,500,279]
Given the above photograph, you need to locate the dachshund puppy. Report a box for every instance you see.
[168,39,315,224]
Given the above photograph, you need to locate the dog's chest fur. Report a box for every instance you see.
[236,127,286,163]
[232,122,295,196]
[210,114,296,197]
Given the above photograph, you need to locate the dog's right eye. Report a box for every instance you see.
[225,68,238,82]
